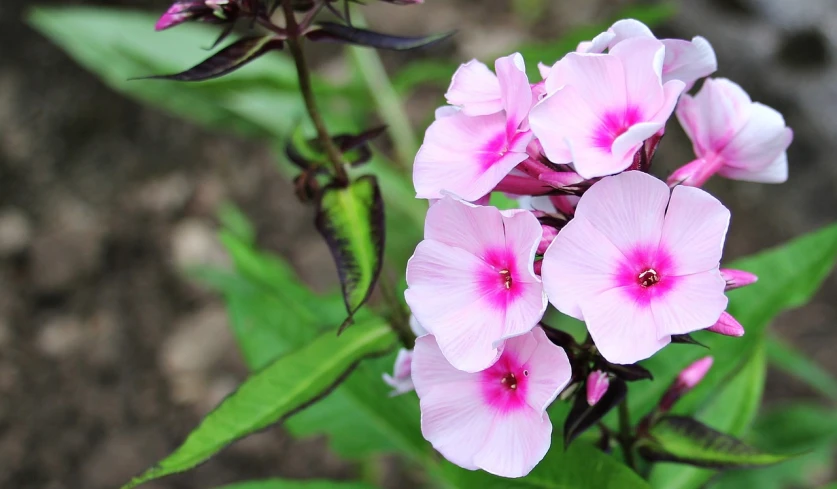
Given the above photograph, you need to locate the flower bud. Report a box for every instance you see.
[533,259,543,276]
[659,356,713,412]
[706,311,745,337]
[586,370,610,406]
[537,225,559,255]
[382,348,415,396]
[720,268,758,291]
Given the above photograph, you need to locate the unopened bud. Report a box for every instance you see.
[382,348,415,396]
[537,225,559,255]
[706,311,745,337]
[659,356,713,411]
[538,170,586,190]
[533,259,543,276]
[586,370,610,406]
[721,268,758,291]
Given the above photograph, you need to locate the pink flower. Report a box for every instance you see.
[586,370,610,406]
[541,171,730,364]
[382,348,415,396]
[671,78,793,186]
[414,54,533,201]
[530,38,685,180]
[405,197,547,372]
[576,19,717,87]
[411,328,572,478]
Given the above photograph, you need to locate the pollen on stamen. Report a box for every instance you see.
[638,268,660,288]
[500,372,517,389]
[499,269,512,289]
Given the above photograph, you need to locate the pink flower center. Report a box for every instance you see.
[638,268,660,287]
[478,248,524,309]
[616,245,679,306]
[481,352,529,414]
[480,133,510,170]
[593,106,642,152]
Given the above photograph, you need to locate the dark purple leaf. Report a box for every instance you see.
[138,36,284,82]
[564,378,627,447]
[671,334,708,348]
[306,22,454,50]
[603,362,653,382]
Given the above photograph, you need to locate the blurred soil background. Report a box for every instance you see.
[1,0,836,488]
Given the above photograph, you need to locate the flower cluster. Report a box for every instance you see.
[388,18,791,478]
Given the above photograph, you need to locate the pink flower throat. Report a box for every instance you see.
[638,268,660,287]
[481,352,530,413]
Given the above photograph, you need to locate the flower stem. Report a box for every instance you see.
[618,399,637,470]
[282,3,349,185]
[379,268,414,349]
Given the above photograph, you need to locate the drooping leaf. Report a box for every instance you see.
[28,8,365,137]
[307,22,454,50]
[766,334,837,402]
[441,441,652,489]
[639,416,793,469]
[564,378,627,446]
[649,341,767,489]
[214,480,377,489]
[121,319,396,489]
[140,35,285,81]
[315,175,385,331]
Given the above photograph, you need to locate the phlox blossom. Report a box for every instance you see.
[412,328,572,478]
[576,18,717,87]
[413,54,533,201]
[529,37,685,180]
[405,197,547,372]
[542,171,729,364]
[671,78,793,186]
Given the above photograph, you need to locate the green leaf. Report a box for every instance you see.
[121,319,396,489]
[214,480,377,489]
[630,223,837,424]
[27,8,363,138]
[315,176,385,331]
[441,441,652,489]
[649,338,767,489]
[639,416,792,469]
[766,334,837,402]
[191,227,347,370]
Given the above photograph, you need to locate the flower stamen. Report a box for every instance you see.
[500,269,512,289]
[500,372,518,390]
[638,268,660,287]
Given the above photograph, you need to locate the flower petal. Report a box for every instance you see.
[720,103,793,172]
[496,53,533,134]
[521,328,573,412]
[610,37,666,111]
[661,36,717,85]
[719,151,789,184]
[542,215,625,320]
[530,85,602,165]
[445,59,503,116]
[472,408,553,478]
[650,270,728,336]
[574,171,670,257]
[424,196,507,258]
[661,184,730,275]
[405,240,505,372]
[580,286,671,364]
[676,78,752,157]
[414,111,527,201]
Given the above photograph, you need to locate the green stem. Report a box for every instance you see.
[347,11,418,171]
[379,267,414,349]
[282,3,349,185]
[619,399,637,470]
